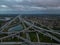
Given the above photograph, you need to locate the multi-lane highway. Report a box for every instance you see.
[0,15,60,45]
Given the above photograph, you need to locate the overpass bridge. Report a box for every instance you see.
[0,15,60,45]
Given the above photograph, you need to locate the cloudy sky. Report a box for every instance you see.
[0,0,60,14]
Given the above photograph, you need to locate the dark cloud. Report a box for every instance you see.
[0,0,60,14]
